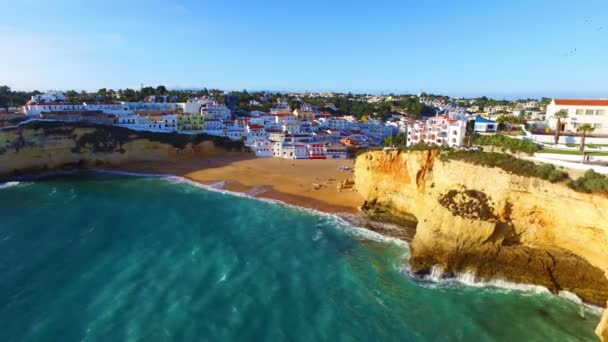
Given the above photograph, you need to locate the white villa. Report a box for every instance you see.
[546,99,608,134]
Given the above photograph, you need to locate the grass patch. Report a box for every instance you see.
[538,148,608,156]
[441,151,569,183]
[465,133,540,155]
[568,170,608,194]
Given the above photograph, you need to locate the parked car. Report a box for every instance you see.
[466,146,483,152]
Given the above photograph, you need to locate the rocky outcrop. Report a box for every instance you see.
[0,122,245,179]
[355,150,608,309]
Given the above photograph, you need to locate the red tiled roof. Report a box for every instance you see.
[554,99,608,106]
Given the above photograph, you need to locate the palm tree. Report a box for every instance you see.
[577,123,595,162]
[553,109,569,144]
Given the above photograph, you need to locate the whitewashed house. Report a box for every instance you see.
[250,138,273,157]
[546,99,608,134]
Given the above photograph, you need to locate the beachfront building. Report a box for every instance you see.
[272,142,309,159]
[406,115,467,147]
[307,143,327,159]
[267,130,286,142]
[245,124,268,144]
[473,116,498,133]
[249,138,273,157]
[546,99,608,134]
[177,114,205,131]
[326,145,348,159]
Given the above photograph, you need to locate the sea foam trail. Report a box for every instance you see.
[415,265,604,313]
[0,182,20,189]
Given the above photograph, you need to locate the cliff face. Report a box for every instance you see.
[355,150,608,308]
[0,123,244,179]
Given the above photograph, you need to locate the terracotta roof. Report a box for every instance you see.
[554,99,608,106]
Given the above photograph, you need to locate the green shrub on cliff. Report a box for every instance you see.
[568,170,608,194]
[465,133,540,155]
[442,151,569,183]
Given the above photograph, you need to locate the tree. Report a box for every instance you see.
[97,88,108,99]
[156,85,167,95]
[289,100,300,111]
[577,123,595,161]
[553,109,568,144]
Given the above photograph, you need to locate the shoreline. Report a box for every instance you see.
[115,156,364,215]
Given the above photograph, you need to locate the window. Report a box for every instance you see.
[594,124,602,129]
[576,109,584,115]
[596,110,605,116]
[452,130,457,135]
[586,109,595,115]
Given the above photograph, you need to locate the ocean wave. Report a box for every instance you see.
[412,265,603,312]
[0,181,20,189]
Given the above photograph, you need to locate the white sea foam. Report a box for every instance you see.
[0,181,20,189]
[94,169,173,178]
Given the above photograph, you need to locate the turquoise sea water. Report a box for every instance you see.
[0,173,601,341]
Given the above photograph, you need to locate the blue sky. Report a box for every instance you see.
[1,0,607,98]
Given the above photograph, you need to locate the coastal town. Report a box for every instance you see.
[1,86,608,174]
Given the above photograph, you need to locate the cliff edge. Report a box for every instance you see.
[355,150,608,308]
[0,122,245,179]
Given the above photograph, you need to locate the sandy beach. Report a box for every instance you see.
[117,154,363,214]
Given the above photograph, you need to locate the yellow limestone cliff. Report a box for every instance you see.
[355,150,608,307]
[0,123,244,178]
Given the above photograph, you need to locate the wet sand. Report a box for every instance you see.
[117,155,363,214]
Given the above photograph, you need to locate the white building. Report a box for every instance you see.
[268,130,286,142]
[327,117,349,130]
[406,115,467,147]
[473,116,498,133]
[272,142,308,159]
[282,122,301,134]
[30,91,67,103]
[116,114,177,132]
[546,99,608,134]
[245,124,268,144]
[202,105,231,120]
[250,138,273,157]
